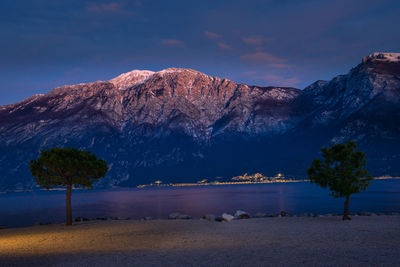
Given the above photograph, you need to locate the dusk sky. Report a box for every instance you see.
[1,0,399,105]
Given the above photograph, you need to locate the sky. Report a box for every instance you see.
[1,0,399,105]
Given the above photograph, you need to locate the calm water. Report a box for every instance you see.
[0,180,399,228]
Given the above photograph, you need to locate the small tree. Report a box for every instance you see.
[307,141,373,220]
[30,148,108,225]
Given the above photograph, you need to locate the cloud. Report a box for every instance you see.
[242,36,272,46]
[244,71,301,87]
[162,39,186,48]
[204,31,231,50]
[218,42,231,50]
[240,52,287,64]
[87,2,122,13]
[268,63,293,69]
[204,31,221,39]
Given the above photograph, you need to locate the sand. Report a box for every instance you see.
[0,216,399,266]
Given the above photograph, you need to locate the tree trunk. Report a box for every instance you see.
[66,183,72,225]
[343,195,351,220]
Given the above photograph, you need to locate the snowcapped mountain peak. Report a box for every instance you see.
[109,69,155,90]
[109,68,213,90]
[1,53,400,191]
[363,52,400,63]
[155,67,207,77]
[156,67,183,75]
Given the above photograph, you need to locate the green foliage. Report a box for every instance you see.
[307,141,373,198]
[30,147,108,189]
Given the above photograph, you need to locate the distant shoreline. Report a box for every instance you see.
[136,176,400,189]
[0,176,399,194]
[136,178,308,188]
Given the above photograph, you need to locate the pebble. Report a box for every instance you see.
[235,210,251,219]
[168,213,181,220]
[215,216,223,222]
[202,214,216,221]
[222,213,235,222]
[357,211,373,216]
[279,211,292,217]
[178,214,192,220]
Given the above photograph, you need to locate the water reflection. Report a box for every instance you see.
[0,180,399,228]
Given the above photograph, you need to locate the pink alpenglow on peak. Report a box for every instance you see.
[109,68,214,90]
[155,68,209,77]
[1,53,400,191]
[109,70,155,90]
[363,52,400,63]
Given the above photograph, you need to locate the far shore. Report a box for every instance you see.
[1,176,399,194]
[1,216,399,266]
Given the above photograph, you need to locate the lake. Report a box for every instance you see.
[1,179,399,228]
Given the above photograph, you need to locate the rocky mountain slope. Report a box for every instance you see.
[0,53,399,191]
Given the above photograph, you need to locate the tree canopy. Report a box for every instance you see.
[30,147,108,189]
[307,141,373,220]
[30,147,108,225]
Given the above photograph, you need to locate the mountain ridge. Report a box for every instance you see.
[0,53,399,191]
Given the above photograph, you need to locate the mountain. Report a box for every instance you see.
[0,53,399,191]
[296,53,400,173]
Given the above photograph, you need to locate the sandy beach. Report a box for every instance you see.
[1,216,399,266]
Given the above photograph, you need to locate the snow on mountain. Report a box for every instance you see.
[363,52,400,63]
[155,67,212,78]
[0,53,400,191]
[109,70,155,90]
[108,68,218,91]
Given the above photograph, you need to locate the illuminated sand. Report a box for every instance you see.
[1,216,399,266]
